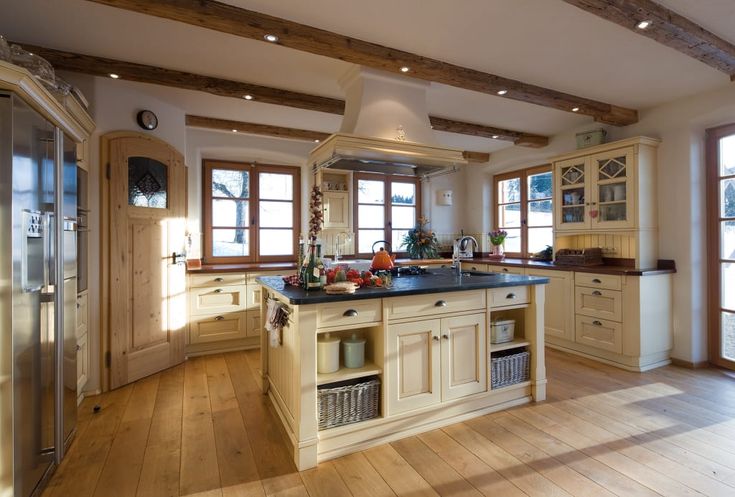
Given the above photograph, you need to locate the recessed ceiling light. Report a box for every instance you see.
[243,94,254,100]
[314,139,320,143]
[572,107,580,112]
[492,135,499,139]
[264,33,279,42]
[636,20,652,29]
[400,66,410,73]
[497,89,508,95]
[109,73,120,79]
[232,129,238,133]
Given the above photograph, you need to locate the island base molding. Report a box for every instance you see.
[546,340,671,372]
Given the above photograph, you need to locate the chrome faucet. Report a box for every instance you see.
[453,235,478,275]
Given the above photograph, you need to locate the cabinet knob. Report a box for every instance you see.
[214,288,223,293]
[214,277,224,282]
[592,278,602,283]
[432,335,440,341]
[435,300,447,307]
[506,293,516,299]
[76,344,81,351]
[442,334,449,340]
[215,316,225,321]
[343,309,359,317]
[592,320,602,326]
[592,290,602,296]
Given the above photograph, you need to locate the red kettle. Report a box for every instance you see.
[370,241,396,271]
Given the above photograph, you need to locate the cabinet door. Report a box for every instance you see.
[555,157,589,231]
[440,313,486,401]
[526,269,574,342]
[387,319,441,415]
[589,147,636,230]
[246,309,261,337]
[323,191,349,229]
[76,332,88,393]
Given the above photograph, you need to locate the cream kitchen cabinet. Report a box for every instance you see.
[553,137,659,235]
[386,312,487,416]
[322,191,349,229]
[486,264,525,275]
[525,268,574,342]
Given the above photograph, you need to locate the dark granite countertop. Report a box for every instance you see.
[472,257,676,276]
[257,268,549,304]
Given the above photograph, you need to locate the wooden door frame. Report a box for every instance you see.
[99,131,187,392]
[706,123,735,369]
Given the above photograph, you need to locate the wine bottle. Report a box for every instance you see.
[303,241,321,290]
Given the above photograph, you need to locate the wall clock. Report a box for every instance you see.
[136,110,158,130]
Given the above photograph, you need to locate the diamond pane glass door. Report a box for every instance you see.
[557,160,587,229]
[597,155,627,223]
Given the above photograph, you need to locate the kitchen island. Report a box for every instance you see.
[257,268,548,469]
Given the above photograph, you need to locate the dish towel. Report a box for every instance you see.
[265,298,290,348]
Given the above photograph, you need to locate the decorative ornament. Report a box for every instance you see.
[308,185,324,240]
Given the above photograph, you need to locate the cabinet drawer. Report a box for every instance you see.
[317,300,382,328]
[463,263,488,271]
[246,309,261,337]
[575,287,622,322]
[575,315,622,353]
[487,265,525,275]
[575,272,621,290]
[189,284,247,316]
[190,312,247,344]
[189,273,246,288]
[488,286,529,307]
[246,283,263,310]
[386,290,485,321]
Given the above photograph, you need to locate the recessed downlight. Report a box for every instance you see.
[232,129,238,133]
[497,89,508,95]
[400,66,410,73]
[572,107,580,112]
[243,94,254,100]
[636,20,652,29]
[314,139,320,143]
[264,33,279,42]
[492,135,499,139]
[109,73,120,79]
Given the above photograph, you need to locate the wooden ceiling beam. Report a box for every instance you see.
[185,115,491,163]
[562,0,735,80]
[22,43,546,148]
[86,0,638,125]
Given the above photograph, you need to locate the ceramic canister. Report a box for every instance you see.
[317,333,340,373]
[342,333,366,369]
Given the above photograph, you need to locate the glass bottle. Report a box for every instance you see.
[303,241,321,290]
[317,244,326,287]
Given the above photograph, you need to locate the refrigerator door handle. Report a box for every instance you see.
[44,212,56,288]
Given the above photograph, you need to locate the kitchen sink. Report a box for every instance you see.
[460,270,500,277]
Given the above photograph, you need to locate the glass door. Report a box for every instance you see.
[590,148,635,230]
[707,124,735,370]
[555,158,587,231]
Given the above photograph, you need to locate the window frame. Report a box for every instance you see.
[352,172,422,257]
[202,159,301,263]
[493,164,553,258]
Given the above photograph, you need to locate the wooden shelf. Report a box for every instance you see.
[317,361,381,386]
[490,339,530,353]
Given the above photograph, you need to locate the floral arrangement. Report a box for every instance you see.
[401,217,439,259]
[307,185,323,241]
[488,229,508,246]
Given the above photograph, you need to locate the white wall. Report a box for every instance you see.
[485,83,735,364]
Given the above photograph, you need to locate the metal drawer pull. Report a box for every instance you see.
[592,320,602,326]
[592,290,602,296]
[214,288,223,293]
[432,335,440,341]
[343,309,359,317]
[215,316,225,321]
[592,278,602,283]
[506,293,517,299]
[435,300,447,307]
[214,277,224,282]
[442,334,449,340]
[502,268,509,272]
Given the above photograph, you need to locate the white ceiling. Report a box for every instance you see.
[1,0,733,153]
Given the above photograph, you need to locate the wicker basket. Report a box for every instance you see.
[491,350,530,389]
[554,247,603,266]
[318,377,380,430]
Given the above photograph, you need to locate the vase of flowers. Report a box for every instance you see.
[402,217,440,260]
[488,229,507,260]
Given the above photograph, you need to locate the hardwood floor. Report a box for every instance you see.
[42,348,735,497]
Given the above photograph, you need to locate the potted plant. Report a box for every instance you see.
[488,229,508,260]
[401,217,439,260]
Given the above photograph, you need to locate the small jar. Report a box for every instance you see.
[342,333,366,369]
[317,333,340,373]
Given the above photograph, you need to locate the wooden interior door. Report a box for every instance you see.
[106,133,187,389]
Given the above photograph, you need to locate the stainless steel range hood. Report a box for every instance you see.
[310,133,467,177]
[309,68,468,177]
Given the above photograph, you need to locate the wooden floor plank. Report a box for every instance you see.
[180,357,221,496]
[331,452,397,497]
[391,436,483,497]
[300,461,353,497]
[363,444,439,497]
[221,481,266,497]
[206,355,260,487]
[260,473,309,497]
[92,373,161,497]
[417,429,528,497]
[137,364,185,497]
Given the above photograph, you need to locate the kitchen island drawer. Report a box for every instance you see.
[190,273,246,288]
[489,286,529,307]
[575,272,621,290]
[486,265,525,275]
[317,300,382,329]
[189,284,247,316]
[190,312,247,343]
[575,315,622,353]
[385,290,485,320]
[575,287,622,321]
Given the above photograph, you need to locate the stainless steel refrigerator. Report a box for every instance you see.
[0,91,77,497]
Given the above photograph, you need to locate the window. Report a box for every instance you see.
[493,165,553,257]
[353,172,421,256]
[202,160,300,263]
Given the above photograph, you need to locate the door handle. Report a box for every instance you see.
[215,316,225,321]
[442,334,449,340]
[343,309,358,317]
[506,293,516,299]
[172,252,186,265]
[592,290,602,296]
[432,335,440,341]
[592,278,602,283]
[214,277,224,282]
[435,300,447,307]
[214,288,223,293]
[592,320,602,326]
